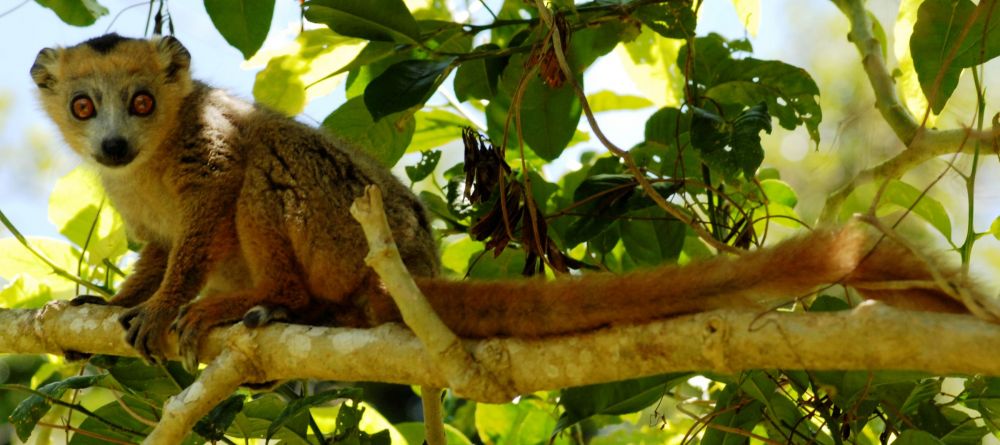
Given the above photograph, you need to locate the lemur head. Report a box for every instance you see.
[30,34,193,169]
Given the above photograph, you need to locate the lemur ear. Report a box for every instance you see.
[154,35,191,83]
[30,47,59,90]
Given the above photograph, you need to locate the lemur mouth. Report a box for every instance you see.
[94,151,137,167]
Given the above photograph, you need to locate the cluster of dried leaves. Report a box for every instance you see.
[462,128,583,275]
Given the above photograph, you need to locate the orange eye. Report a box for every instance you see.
[130,92,155,116]
[70,95,95,120]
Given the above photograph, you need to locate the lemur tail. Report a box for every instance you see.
[380,224,974,338]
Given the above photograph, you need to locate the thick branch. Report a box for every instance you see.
[6,302,1000,395]
[821,0,997,221]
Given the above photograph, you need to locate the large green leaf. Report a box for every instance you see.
[477,400,567,445]
[556,373,689,435]
[682,34,821,143]
[363,59,453,121]
[10,375,108,441]
[620,208,684,266]
[252,29,363,116]
[877,180,952,240]
[453,44,505,101]
[34,0,107,26]
[204,0,274,59]
[691,102,772,180]
[322,96,415,167]
[586,91,654,113]
[486,75,583,161]
[266,388,362,440]
[194,395,245,442]
[410,109,467,152]
[49,166,127,266]
[910,0,1000,114]
[0,237,81,296]
[304,0,420,44]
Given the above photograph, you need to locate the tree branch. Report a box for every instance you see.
[6,302,1000,393]
[821,0,998,221]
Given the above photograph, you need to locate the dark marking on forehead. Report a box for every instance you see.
[81,33,135,54]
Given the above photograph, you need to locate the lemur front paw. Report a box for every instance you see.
[118,301,177,364]
[172,300,246,372]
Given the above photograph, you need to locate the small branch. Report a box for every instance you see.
[349,186,517,401]
[145,345,255,444]
[821,0,998,221]
[534,0,742,255]
[421,387,446,445]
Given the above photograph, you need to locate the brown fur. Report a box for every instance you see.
[32,35,976,364]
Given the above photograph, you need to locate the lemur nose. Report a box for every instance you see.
[101,137,129,160]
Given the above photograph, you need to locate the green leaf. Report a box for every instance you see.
[992,216,1000,240]
[253,56,308,115]
[101,357,191,403]
[70,394,189,445]
[760,179,798,208]
[251,29,362,116]
[34,0,107,26]
[49,166,127,265]
[227,393,310,443]
[703,384,765,445]
[809,295,852,312]
[10,375,107,441]
[0,237,80,295]
[895,430,946,445]
[322,96,415,167]
[410,109,467,152]
[304,0,420,44]
[204,0,274,59]
[555,373,689,434]
[364,59,453,121]
[394,422,473,445]
[0,275,54,308]
[910,0,1000,114]
[334,41,397,77]
[878,180,952,240]
[405,150,442,183]
[567,21,628,72]
[454,44,505,101]
[486,54,583,161]
[620,208,684,266]
[476,401,560,445]
[635,3,696,39]
[563,174,636,247]
[901,379,942,415]
[691,102,772,180]
[586,91,654,113]
[194,395,245,441]
[267,388,362,440]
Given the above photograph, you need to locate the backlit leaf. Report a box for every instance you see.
[204,0,274,59]
[304,0,420,44]
[322,96,415,167]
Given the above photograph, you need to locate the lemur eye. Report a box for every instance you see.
[70,95,95,120]
[130,92,155,116]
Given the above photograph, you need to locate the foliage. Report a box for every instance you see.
[1,0,998,443]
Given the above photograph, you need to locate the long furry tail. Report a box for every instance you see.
[372,224,978,338]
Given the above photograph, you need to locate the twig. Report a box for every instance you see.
[533,0,742,255]
[421,387,446,445]
[821,0,997,221]
[349,185,517,401]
